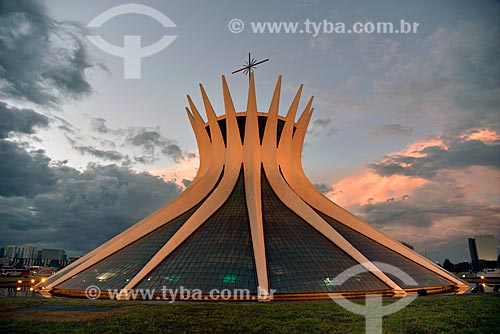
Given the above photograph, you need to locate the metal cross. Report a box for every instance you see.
[232,53,269,78]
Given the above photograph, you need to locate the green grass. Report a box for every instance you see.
[1,294,499,333]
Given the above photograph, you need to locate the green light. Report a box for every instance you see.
[165,273,181,283]
[222,273,238,284]
[324,277,336,291]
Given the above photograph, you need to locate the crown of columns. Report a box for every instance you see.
[38,73,468,301]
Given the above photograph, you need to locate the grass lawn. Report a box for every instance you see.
[0,294,499,333]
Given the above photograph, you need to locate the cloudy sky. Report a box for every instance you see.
[0,0,499,263]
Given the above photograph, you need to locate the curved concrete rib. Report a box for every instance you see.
[42,87,226,291]
[265,93,405,295]
[121,76,244,294]
[243,73,270,300]
[279,107,467,289]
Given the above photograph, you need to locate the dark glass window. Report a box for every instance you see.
[137,170,258,293]
[237,115,246,144]
[261,172,389,294]
[276,119,285,147]
[204,125,211,141]
[318,212,454,287]
[211,115,292,148]
[42,258,90,287]
[257,116,267,145]
[217,118,227,146]
[56,207,198,291]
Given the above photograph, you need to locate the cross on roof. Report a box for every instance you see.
[232,53,269,77]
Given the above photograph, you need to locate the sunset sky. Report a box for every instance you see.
[1,0,499,263]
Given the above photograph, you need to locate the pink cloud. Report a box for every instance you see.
[328,171,428,207]
[460,128,500,143]
[396,137,448,158]
[328,137,448,207]
[326,130,500,261]
[330,129,500,208]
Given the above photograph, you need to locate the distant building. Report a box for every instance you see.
[40,249,66,261]
[469,235,498,271]
[0,245,69,267]
[19,245,38,259]
[3,245,18,260]
[468,238,479,271]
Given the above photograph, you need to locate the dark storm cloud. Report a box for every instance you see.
[0,102,54,197]
[0,0,94,106]
[0,102,49,139]
[124,128,190,163]
[0,102,181,255]
[375,22,500,134]
[369,139,500,178]
[126,129,165,153]
[161,144,183,162]
[89,117,195,163]
[359,192,500,263]
[0,163,182,255]
[0,2,184,255]
[65,134,128,163]
[0,141,56,197]
[357,175,500,232]
[370,124,414,137]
